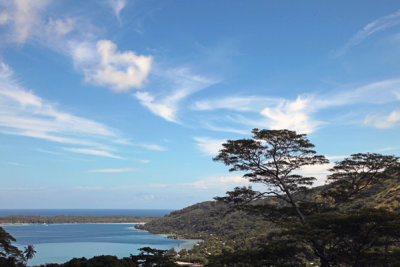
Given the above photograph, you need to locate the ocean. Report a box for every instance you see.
[1,209,198,266]
[2,223,198,266]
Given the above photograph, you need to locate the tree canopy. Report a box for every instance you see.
[212,128,400,266]
[214,128,329,223]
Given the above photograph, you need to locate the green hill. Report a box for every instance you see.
[137,170,400,263]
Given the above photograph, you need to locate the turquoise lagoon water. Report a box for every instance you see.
[3,223,197,266]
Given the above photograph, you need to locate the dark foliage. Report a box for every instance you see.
[206,239,309,267]
[0,226,25,266]
[130,247,178,266]
[214,129,328,223]
[38,255,137,267]
[211,129,400,266]
[323,153,399,205]
[284,209,400,266]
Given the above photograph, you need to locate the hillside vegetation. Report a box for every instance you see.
[138,170,400,264]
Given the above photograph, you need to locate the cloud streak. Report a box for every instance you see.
[135,67,217,122]
[64,148,123,159]
[194,78,400,134]
[88,167,133,173]
[183,175,250,190]
[0,62,120,148]
[194,137,225,156]
[107,0,127,22]
[0,0,50,43]
[364,110,400,129]
[336,9,400,56]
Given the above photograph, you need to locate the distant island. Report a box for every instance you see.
[0,215,155,224]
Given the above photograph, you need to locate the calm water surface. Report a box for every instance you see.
[3,223,196,266]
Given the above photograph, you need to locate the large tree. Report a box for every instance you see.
[213,128,328,223]
[323,153,399,206]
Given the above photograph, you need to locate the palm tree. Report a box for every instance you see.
[23,245,36,264]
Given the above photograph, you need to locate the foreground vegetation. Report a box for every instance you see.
[1,129,400,266]
[142,129,400,266]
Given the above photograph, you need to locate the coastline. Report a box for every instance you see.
[0,215,155,225]
[1,222,147,226]
[137,230,203,251]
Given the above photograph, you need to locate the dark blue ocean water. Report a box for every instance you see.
[0,209,172,217]
[2,223,198,266]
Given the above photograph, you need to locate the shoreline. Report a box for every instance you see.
[1,222,147,226]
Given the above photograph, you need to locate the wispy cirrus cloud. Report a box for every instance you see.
[87,167,133,173]
[135,67,217,123]
[0,0,50,43]
[107,0,127,22]
[194,137,225,156]
[112,138,165,151]
[45,17,75,39]
[0,1,152,93]
[194,78,400,134]
[63,148,123,159]
[193,96,278,112]
[0,62,119,148]
[335,9,400,56]
[364,110,400,129]
[183,175,250,190]
[1,161,20,166]
[136,143,165,151]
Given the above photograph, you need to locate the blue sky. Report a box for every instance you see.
[0,0,399,209]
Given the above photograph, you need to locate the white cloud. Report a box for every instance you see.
[201,123,249,135]
[0,62,120,148]
[81,40,152,92]
[68,40,98,67]
[364,110,400,129]
[135,91,177,122]
[88,167,133,173]
[396,91,400,100]
[0,0,49,43]
[184,175,250,190]
[193,78,400,134]
[193,96,279,112]
[1,161,20,166]
[297,162,334,186]
[135,67,216,122]
[194,137,225,156]
[261,96,321,134]
[336,9,400,56]
[36,148,63,155]
[64,148,123,159]
[315,79,400,108]
[0,12,9,24]
[113,138,166,151]
[46,17,75,38]
[326,155,347,161]
[107,0,126,21]
[137,143,166,151]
